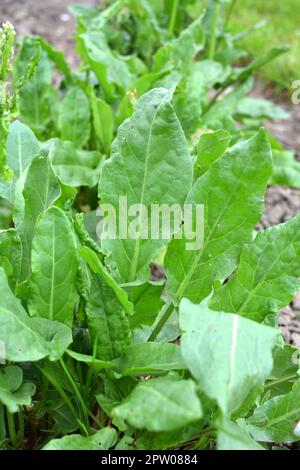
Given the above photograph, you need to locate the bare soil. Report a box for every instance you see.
[1,0,300,346]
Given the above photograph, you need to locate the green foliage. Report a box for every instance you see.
[0,0,299,451]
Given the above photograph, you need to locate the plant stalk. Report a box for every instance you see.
[7,411,17,449]
[147,301,175,342]
[208,1,220,61]
[168,0,180,35]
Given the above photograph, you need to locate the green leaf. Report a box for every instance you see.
[0,229,21,286]
[202,78,253,129]
[80,246,133,314]
[194,129,231,177]
[0,366,35,413]
[86,272,131,361]
[14,153,61,282]
[246,381,300,443]
[210,214,300,322]
[270,150,300,189]
[266,345,299,397]
[236,97,289,121]
[128,281,165,328]
[90,92,114,155]
[113,375,202,432]
[165,129,272,304]
[153,14,204,73]
[66,350,112,371]
[13,37,53,137]
[217,419,264,450]
[51,139,103,187]
[99,88,193,283]
[179,299,279,415]
[6,121,40,180]
[60,87,91,148]
[0,268,72,362]
[28,206,78,326]
[42,427,117,450]
[79,32,132,100]
[112,342,186,376]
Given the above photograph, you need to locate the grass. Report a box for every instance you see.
[228,0,300,88]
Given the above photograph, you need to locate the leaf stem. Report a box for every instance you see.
[208,1,220,60]
[224,0,238,32]
[168,0,180,35]
[59,357,90,433]
[7,411,17,449]
[147,301,175,342]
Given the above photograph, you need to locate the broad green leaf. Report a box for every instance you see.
[66,350,112,370]
[112,342,186,376]
[6,121,40,180]
[194,129,231,177]
[217,419,264,450]
[13,37,53,137]
[60,87,91,148]
[38,36,72,82]
[165,129,272,304]
[80,246,133,314]
[42,427,117,450]
[0,229,21,286]
[14,153,61,282]
[266,345,300,397]
[210,215,300,322]
[128,281,165,328]
[28,206,78,326]
[135,422,201,450]
[179,299,279,415]
[86,272,131,361]
[0,180,15,204]
[90,92,114,155]
[236,97,289,121]
[246,382,300,443]
[113,375,202,432]
[202,78,253,129]
[270,150,300,189]
[51,139,103,187]
[153,14,204,73]
[99,88,193,283]
[0,366,35,413]
[79,32,132,100]
[229,46,290,84]
[0,268,72,362]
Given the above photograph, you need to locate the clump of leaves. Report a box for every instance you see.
[0,0,300,452]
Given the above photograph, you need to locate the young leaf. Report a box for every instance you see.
[13,37,53,137]
[13,151,61,282]
[179,299,279,415]
[0,366,35,413]
[79,32,133,100]
[80,246,133,314]
[128,281,165,328]
[0,267,72,362]
[90,92,114,155]
[112,342,186,376]
[217,419,264,450]
[194,129,231,178]
[60,87,91,149]
[165,129,272,304]
[270,149,300,189]
[99,88,193,282]
[210,214,300,322]
[66,350,112,371]
[6,120,40,180]
[42,427,117,450]
[51,139,103,187]
[28,206,78,326]
[113,375,202,432]
[86,272,131,361]
[246,381,300,443]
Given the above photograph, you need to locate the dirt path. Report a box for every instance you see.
[1,0,300,346]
